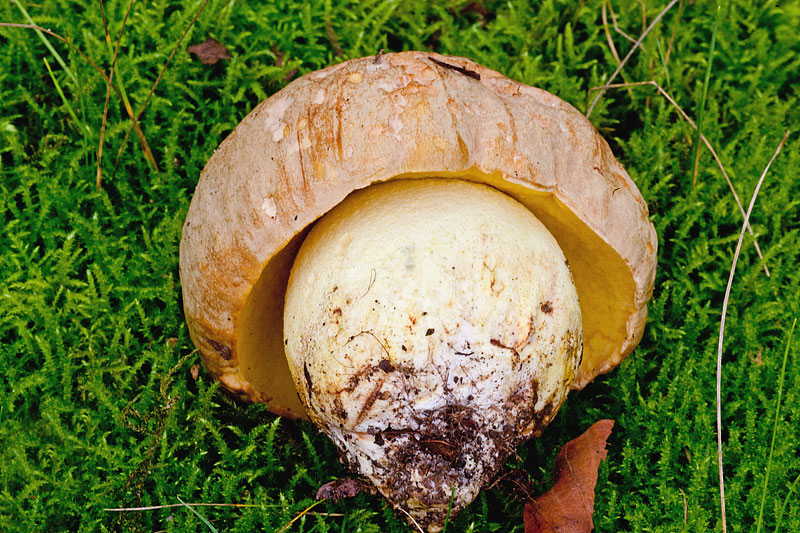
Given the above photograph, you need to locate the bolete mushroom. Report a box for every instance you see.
[180,52,657,530]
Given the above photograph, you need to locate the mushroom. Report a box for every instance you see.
[180,52,657,530]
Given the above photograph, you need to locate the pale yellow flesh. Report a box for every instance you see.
[235,170,635,419]
[282,178,582,527]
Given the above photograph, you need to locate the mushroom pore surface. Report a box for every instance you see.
[283,178,582,530]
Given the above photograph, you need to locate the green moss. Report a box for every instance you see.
[1,0,799,531]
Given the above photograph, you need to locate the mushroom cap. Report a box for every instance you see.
[179,51,657,418]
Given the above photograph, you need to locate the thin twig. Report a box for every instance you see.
[715,130,790,533]
[113,0,210,172]
[586,0,680,118]
[96,0,135,190]
[589,80,771,277]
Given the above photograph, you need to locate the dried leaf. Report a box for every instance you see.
[524,419,615,533]
[188,38,231,65]
[315,478,372,503]
[190,364,200,381]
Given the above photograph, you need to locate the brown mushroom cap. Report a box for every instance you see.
[179,51,657,419]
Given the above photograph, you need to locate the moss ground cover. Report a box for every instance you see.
[1,0,799,531]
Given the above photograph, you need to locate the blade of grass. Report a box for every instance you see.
[586,0,680,118]
[42,57,90,139]
[177,496,219,532]
[14,0,92,158]
[656,38,671,87]
[589,80,771,277]
[12,0,76,85]
[113,0,210,173]
[715,130,790,533]
[775,471,800,533]
[441,485,456,533]
[756,318,797,533]
[692,5,721,187]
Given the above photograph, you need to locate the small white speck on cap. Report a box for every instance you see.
[312,89,326,105]
[366,60,389,73]
[263,97,293,141]
[388,116,403,137]
[262,196,277,218]
[271,123,287,142]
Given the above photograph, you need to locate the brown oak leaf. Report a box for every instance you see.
[187,38,231,65]
[524,419,615,533]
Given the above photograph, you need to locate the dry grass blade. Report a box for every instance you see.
[715,130,790,533]
[601,2,621,63]
[601,2,637,102]
[105,502,260,511]
[276,499,325,533]
[325,16,344,58]
[586,0,680,118]
[589,80,771,278]
[607,0,640,47]
[396,506,426,533]
[665,0,684,65]
[679,488,688,523]
[96,0,135,190]
[113,0,210,173]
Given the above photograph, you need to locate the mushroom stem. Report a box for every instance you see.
[284,178,582,529]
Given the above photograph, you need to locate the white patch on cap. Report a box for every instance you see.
[264,97,293,142]
[261,196,277,219]
[312,89,326,105]
[388,116,403,137]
